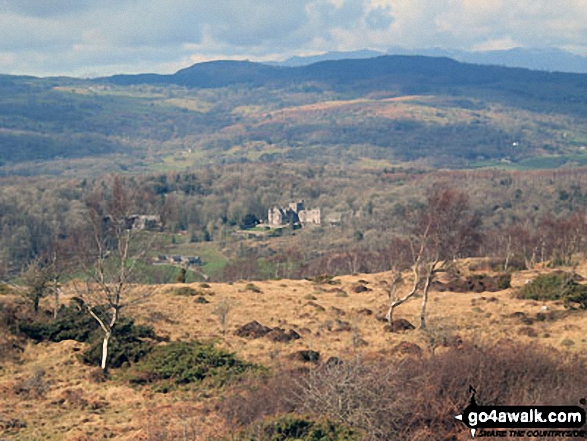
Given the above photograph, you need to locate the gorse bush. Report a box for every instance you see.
[128,340,260,390]
[171,286,200,296]
[17,303,98,343]
[80,320,157,369]
[16,301,159,368]
[0,283,16,295]
[244,283,261,293]
[518,272,587,308]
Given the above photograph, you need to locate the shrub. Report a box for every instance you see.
[15,301,158,369]
[220,342,587,440]
[245,283,261,293]
[308,275,340,285]
[236,415,361,441]
[12,367,46,399]
[496,273,512,290]
[171,286,199,297]
[128,341,260,389]
[17,303,98,343]
[518,272,587,308]
[0,283,15,295]
[80,320,157,369]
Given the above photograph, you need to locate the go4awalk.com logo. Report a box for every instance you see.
[455,387,587,438]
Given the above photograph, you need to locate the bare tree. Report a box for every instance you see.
[21,259,51,314]
[384,237,416,325]
[416,187,481,329]
[212,297,232,337]
[386,247,424,326]
[387,187,481,330]
[76,177,150,372]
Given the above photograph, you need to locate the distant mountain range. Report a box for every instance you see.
[266,49,386,67]
[269,47,587,74]
[101,54,587,100]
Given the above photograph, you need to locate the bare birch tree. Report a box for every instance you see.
[416,187,481,330]
[387,187,481,330]
[76,177,150,372]
[385,230,429,325]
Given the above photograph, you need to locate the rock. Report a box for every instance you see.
[352,284,371,293]
[234,321,272,339]
[333,320,352,332]
[265,328,302,343]
[392,341,423,356]
[324,356,343,367]
[392,319,416,332]
[518,326,538,337]
[433,273,511,293]
[376,314,389,323]
[355,308,373,316]
[305,301,326,312]
[289,350,320,363]
[321,319,352,332]
[384,318,415,332]
[194,296,209,304]
[329,306,346,316]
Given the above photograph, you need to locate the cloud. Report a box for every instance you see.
[365,6,394,30]
[0,0,102,17]
[0,0,586,77]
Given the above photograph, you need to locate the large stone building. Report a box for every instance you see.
[268,200,321,227]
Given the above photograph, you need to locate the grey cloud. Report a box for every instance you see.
[0,0,109,17]
[365,6,394,30]
[1,0,587,77]
[203,1,312,47]
[308,0,368,29]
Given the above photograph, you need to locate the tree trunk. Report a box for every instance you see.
[419,261,437,330]
[53,282,60,319]
[101,332,111,371]
[387,266,419,327]
[386,303,396,325]
[504,235,512,272]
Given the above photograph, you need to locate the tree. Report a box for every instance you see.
[415,187,482,329]
[387,187,482,330]
[76,177,150,372]
[385,238,425,326]
[21,259,52,314]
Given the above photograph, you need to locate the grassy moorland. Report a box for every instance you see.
[1,258,587,440]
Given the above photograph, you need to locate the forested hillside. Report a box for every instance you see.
[2,56,587,175]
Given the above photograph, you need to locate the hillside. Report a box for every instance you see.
[387,47,587,75]
[3,56,587,175]
[271,48,587,74]
[1,260,587,439]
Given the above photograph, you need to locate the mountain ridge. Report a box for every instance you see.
[270,47,587,74]
[97,54,587,91]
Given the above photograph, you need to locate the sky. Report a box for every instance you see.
[1,0,587,77]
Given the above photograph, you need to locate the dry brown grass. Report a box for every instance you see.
[2,259,587,439]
